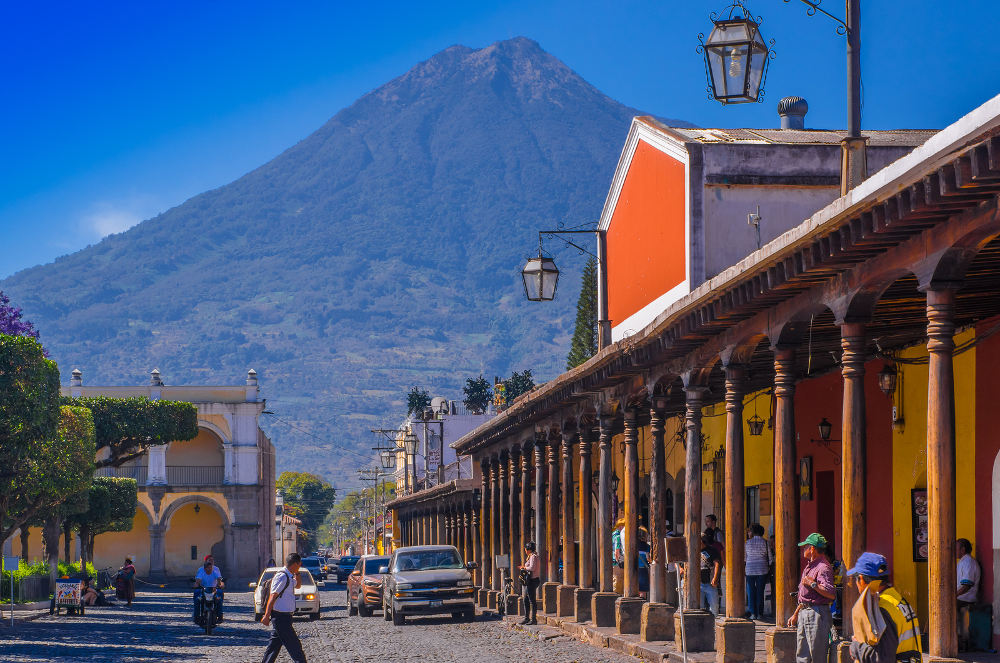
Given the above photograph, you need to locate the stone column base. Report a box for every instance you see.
[542,581,560,614]
[832,641,851,663]
[715,617,755,662]
[640,601,676,642]
[477,588,489,606]
[674,609,716,652]
[487,590,499,611]
[592,591,618,627]
[765,626,796,663]
[557,584,577,617]
[616,596,644,635]
[504,594,520,615]
[574,587,595,623]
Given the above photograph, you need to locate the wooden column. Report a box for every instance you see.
[444,508,452,546]
[622,407,640,598]
[498,451,511,583]
[840,322,867,633]
[561,425,577,587]
[509,446,522,589]
[534,432,547,584]
[520,441,532,559]
[472,494,482,587]
[648,398,668,603]
[773,347,799,626]
[578,423,596,590]
[480,459,492,589]
[437,506,445,544]
[546,432,560,581]
[683,384,707,611]
[723,363,747,618]
[926,287,958,658]
[492,455,503,589]
[597,412,615,593]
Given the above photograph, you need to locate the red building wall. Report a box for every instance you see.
[975,316,1000,623]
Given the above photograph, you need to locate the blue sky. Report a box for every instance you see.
[1,0,995,278]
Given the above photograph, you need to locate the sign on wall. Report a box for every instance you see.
[911,488,928,562]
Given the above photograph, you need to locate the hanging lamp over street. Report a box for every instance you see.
[698,1,773,104]
[521,241,559,301]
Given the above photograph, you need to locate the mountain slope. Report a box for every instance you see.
[2,37,690,483]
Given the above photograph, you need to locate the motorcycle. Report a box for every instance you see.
[194,581,225,635]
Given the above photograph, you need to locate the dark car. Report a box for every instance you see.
[336,556,361,583]
[301,557,326,585]
[381,545,477,625]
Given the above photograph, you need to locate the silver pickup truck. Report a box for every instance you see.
[380,545,478,625]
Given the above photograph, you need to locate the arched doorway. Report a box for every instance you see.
[163,500,227,577]
[165,428,225,486]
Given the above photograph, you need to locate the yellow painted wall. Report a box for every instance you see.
[164,502,224,576]
[891,328,976,624]
[93,507,151,576]
[157,492,230,519]
[166,429,224,466]
[10,529,70,563]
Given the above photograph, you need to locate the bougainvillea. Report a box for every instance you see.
[0,291,40,340]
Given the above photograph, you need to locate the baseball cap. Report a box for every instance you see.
[798,533,827,549]
[846,552,889,578]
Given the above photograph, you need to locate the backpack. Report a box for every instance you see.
[260,569,293,602]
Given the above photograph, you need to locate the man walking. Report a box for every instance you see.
[956,538,980,651]
[788,533,836,663]
[261,553,307,663]
[745,523,771,620]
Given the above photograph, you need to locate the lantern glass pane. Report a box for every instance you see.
[521,258,543,301]
[724,44,749,97]
[540,259,558,300]
[707,46,727,97]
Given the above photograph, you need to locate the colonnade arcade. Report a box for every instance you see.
[449,125,1000,661]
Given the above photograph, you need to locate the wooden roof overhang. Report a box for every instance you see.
[386,479,477,513]
[453,96,1000,458]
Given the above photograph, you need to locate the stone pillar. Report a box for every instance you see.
[149,524,165,579]
[766,347,799,662]
[534,432,547,585]
[480,459,493,599]
[716,363,756,661]
[520,440,532,560]
[509,446,522,600]
[472,497,482,590]
[616,407,643,634]
[592,411,617,627]
[841,322,867,632]
[543,432,560,614]
[491,455,502,594]
[648,399,668,604]
[926,288,959,659]
[498,450,511,600]
[557,425,578,617]
[576,422,596,623]
[147,445,167,485]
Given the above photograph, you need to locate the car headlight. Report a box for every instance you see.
[363,579,381,587]
[396,583,412,590]
[457,580,472,587]
[305,594,316,601]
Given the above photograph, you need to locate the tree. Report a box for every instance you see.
[0,290,41,341]
[64,396,199,468]
[68,477,138,564]
[276,472,336,550]
[0,334,61,543]
[566,256,599,369]
[0,405,96,553]
[462,375,492,414]
[502,369,535,403]
[406,386,431,416]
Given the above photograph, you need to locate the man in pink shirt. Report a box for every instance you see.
[788,533,836,663]
[519,541,540,625]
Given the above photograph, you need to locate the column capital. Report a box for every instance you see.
[773,346,798,397]
[724,364,747,412]
[840,322,868,378]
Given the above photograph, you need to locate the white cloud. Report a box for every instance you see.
[79,196,162,240]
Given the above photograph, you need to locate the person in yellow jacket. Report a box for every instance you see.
[847,552,922,663]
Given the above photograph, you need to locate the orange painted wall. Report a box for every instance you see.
[606,140,686,328]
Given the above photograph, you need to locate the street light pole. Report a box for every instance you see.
[842,0,865,194]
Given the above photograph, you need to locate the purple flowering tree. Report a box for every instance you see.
[0,291,40,340]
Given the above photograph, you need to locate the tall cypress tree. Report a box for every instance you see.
[566,256,599,369]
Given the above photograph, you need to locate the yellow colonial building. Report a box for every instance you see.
[65,369,277,581]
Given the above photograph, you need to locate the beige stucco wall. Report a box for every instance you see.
[165,429,224,466]
[93,507,152,576]
[164,502,225,576]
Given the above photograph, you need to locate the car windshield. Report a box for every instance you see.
[340,557,360,567]
[364,558,389,574]
[393,550,463,571]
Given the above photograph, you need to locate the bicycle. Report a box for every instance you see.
[95,567,114,591]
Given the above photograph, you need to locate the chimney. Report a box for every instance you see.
[150,368,164,386]
[70,368,83,387]
[777,96,808,130]
[246,369,258,387]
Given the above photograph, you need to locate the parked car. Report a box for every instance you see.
[250,567,321,621]
[301,557,326,585]
[347,555,390,617]
[381,545,477,625]
[336,556,361,583]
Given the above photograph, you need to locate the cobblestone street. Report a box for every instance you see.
[0,582,638,662]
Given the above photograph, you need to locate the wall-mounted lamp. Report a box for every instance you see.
[877,364,897,397]
[811,417,840,445]
[747,413,766,436]
[194,503,201,514]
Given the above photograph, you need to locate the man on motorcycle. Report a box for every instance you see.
[193,554,225,623]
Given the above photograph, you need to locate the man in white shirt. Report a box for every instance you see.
[956,538,980,651]
[261,552,306,663]
[193,554,224,623]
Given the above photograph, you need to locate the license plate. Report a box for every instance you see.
[429,600,442,608]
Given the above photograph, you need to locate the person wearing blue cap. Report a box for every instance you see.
[846,552,921,663]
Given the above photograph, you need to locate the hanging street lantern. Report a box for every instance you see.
[698,2,773,105]
[380,448,396,470]
[817,417,833,442]
[521,249,559,302]
[877,363,897,396]
[746,413,766,436]
[403,431,419,456]
[611,472,620,494]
